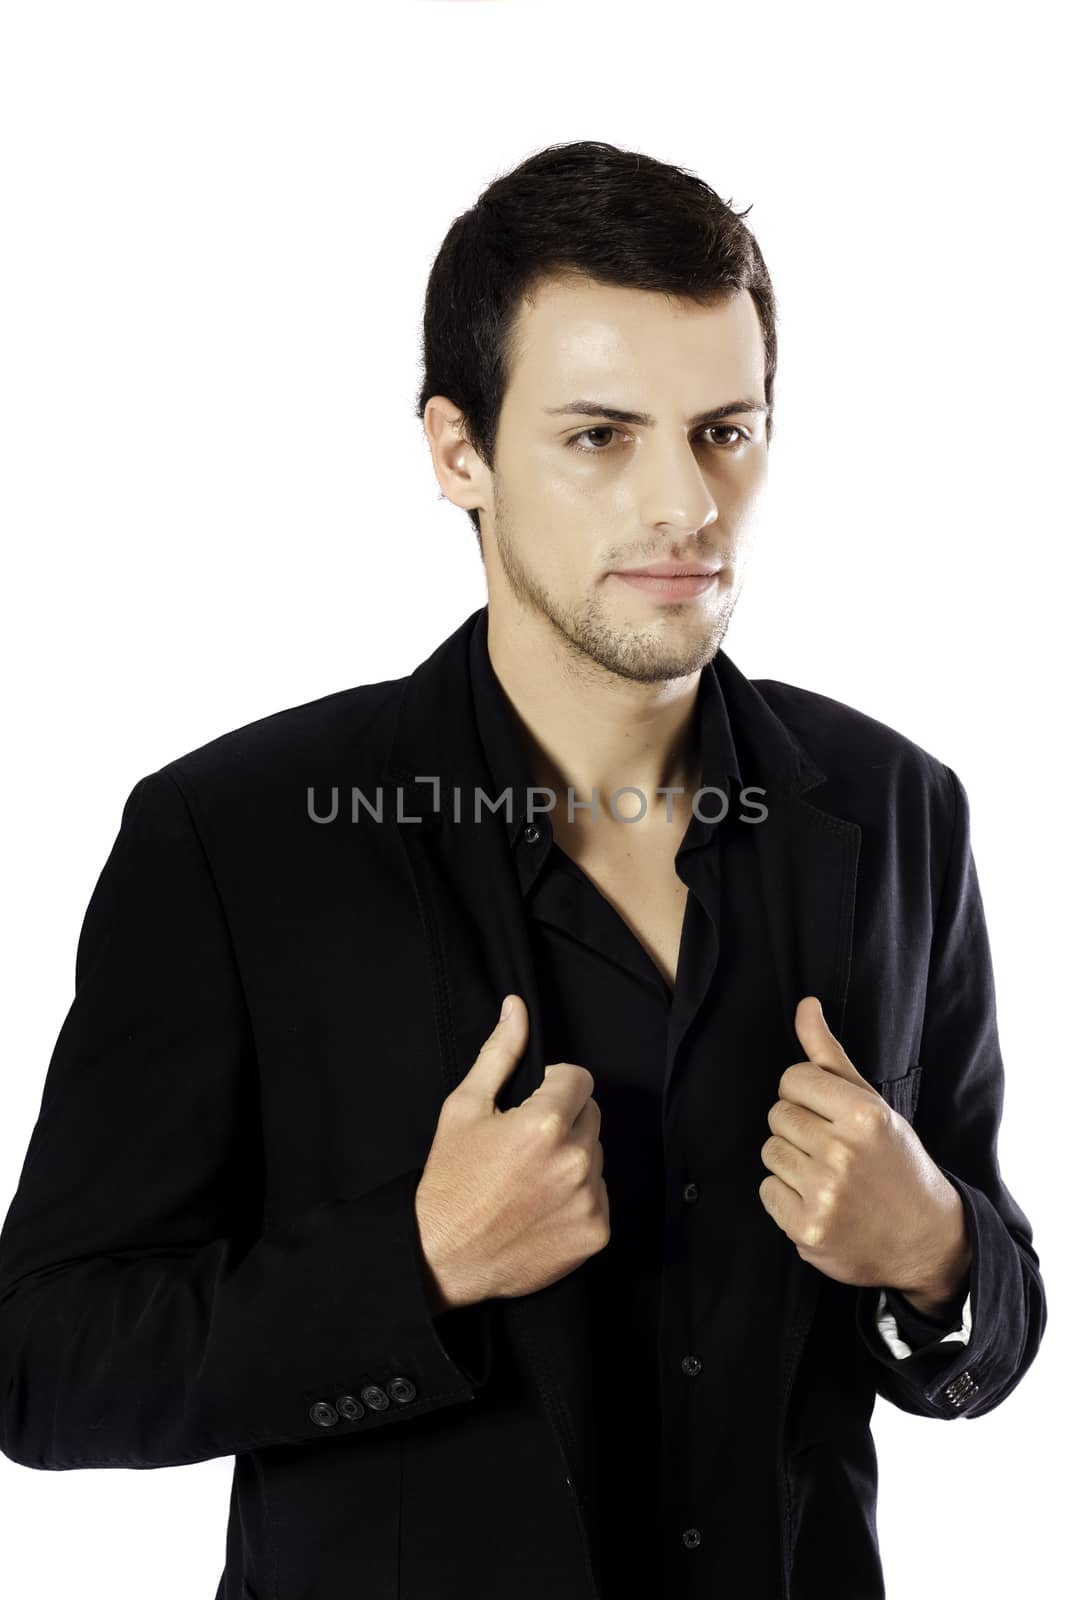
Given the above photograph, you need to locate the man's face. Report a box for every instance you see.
[481,276,770,683]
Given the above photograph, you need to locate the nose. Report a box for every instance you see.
[637,440,720,534]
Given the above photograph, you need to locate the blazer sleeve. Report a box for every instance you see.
[854,765,1048,1418]
[0,768,493,1471]
[871,1286,971,1358]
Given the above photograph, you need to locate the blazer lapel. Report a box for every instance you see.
[712,652,862,1440]
[382,607,861,1541]
[381,612,600,1530]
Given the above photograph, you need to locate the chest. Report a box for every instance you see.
[552,822,691,990]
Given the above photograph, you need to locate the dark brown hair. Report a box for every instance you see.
[415,140,778,550]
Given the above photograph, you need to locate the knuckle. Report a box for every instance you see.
[589,1208,611,1249]
[437,1090,462,1122]
[534,1106,566,1142]
[852,1098,890,1137]
[828,1139,854,1174]
[562,1144,591,1185]
[778,1064,802,1096]
[801,1218,827,1250]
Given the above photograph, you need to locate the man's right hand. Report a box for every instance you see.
[414,994,610,1312]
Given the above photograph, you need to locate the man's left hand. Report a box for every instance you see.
[757,996,972,1309]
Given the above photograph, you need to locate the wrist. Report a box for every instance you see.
[414,1191,482,1314]
[894,1190,973,1318]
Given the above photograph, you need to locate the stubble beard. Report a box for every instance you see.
[491,491,740,687]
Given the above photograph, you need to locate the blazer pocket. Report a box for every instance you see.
[868,1062,923,1123]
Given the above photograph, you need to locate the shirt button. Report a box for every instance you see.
[681,1354,703,1377]
[522,822,541,844]
[682,1182,700,1203]
[682,1527,702,1549]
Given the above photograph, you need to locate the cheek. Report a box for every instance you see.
[535,457,602,510]
[520,462,606,545]
[735,453,769,511]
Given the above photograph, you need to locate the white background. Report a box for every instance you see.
[0,1,1062,1594]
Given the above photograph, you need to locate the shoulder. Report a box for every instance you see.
[131,675,408,822]
[751,674,958,819]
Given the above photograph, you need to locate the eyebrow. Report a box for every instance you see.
[544,398,769,427]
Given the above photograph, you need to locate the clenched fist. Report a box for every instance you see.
[414,994,610,1311]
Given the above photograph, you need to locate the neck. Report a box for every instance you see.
[484,602,704,830]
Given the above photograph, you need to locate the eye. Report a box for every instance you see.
[705,424,748,450]
[565,424,750,455]
[566,426,620,454]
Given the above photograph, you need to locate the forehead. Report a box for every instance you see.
[506,276,765,401]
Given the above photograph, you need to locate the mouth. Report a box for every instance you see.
[608,566,724,601]
[614,562,723,579]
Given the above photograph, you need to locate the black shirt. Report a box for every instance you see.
[466,611,960,1594]
[468,613,801,1594]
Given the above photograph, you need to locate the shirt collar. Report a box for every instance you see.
[468,606,742,854]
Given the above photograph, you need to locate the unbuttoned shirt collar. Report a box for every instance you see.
[467,607,743,875]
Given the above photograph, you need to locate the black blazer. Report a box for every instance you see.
[0,605,1047,1600]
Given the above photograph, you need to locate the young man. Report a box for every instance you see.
[0,141,1046,1600]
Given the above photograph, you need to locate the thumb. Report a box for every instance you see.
[457,994,529,1107]
[794,995,864,1083]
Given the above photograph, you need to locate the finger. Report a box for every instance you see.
[527,1061,596,1128]
[572,1095,602,1148]
[793,995,865,1084]
[767,1097,829,1155]
[758,1172,805,1240]
[760,1131,812,1195]
[458,994,530,1105]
